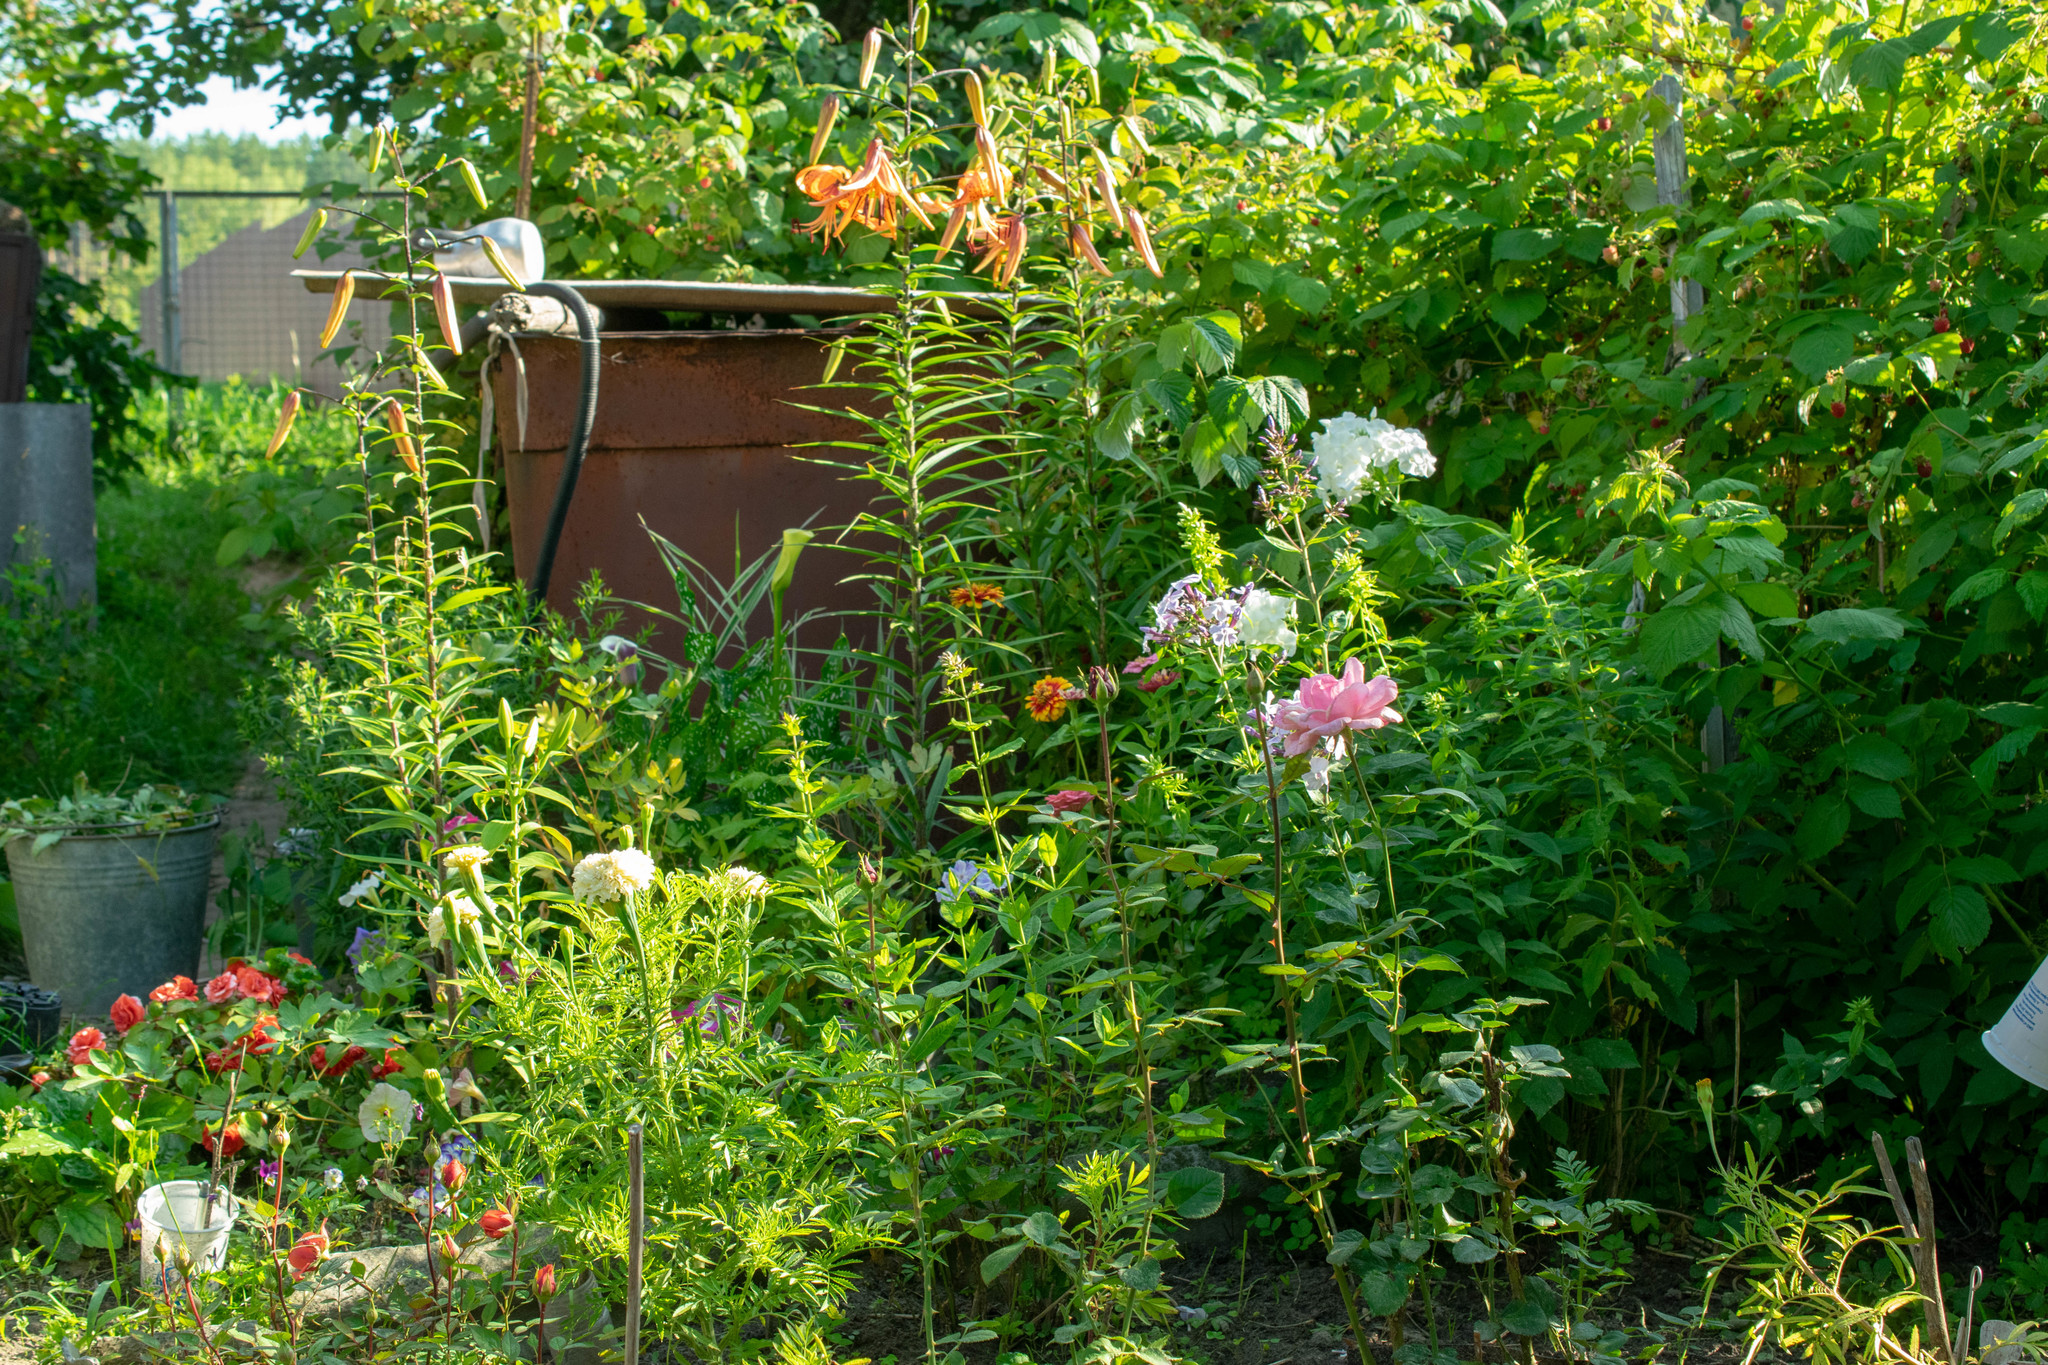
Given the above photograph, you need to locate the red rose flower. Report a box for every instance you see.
[439,1158,469,1193]
[287,951,314,966]
[66,1027,106,1067]
[534,1263,557,1298]
[235,966,273,1001]
[109,994,146,1035]
[245,1014,279,1054]
[478,1208,515,1240]
[311,1044,367,1078]
[200,1122,245,1158]
[203,972,240,1004]
[370,1048,405,1080]
[29,1071,51,1090]
[150,975,198,1003]
[286,1223,329,1280]
[205,1047,245,1074]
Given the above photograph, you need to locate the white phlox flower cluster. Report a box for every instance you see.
[1237,589,1299,659]
[1310,410,1435,507]
[572,848,660,903]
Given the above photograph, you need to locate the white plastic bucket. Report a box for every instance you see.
[1984,955,2048,1090]
[137,1180,240,1288]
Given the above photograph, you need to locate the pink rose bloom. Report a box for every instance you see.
[1045,790,1095,813]
[1269,658,1402,758]
[203,971,240,1005]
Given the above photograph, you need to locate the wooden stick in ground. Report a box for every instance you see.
[1904,1137,1955,1365]
[625,1122,644,1365]
[1872,1134,1938,1356]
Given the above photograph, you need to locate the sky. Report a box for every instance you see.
[111,75,329,142]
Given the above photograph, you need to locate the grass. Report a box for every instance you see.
[0,380,357,802]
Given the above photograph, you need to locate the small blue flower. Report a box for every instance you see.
[935,859,998,906]
[347,927,386,967]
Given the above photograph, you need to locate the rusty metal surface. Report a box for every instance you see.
[0,231,41,403]
[294,270,1006,317]
[492,329,880,656]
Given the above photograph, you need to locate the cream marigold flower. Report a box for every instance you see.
[706,865,770,902]
[426,895,482,948]
[442,845,488,873]
[572,849,659,903]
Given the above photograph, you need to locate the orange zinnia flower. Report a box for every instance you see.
[795,139,935,245]
[1025,675,1072,723]
[950,583,1004,609]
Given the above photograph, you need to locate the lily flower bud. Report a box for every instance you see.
[858,29,883,89]
[318,270,356,349]
[809,95,840,166]
[265,390,301,459]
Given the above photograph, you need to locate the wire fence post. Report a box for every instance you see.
[159,190,182,430]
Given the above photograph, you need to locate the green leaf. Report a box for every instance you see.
[214,525,254,566]
[1095,391,1145,462]
[1278,273,1330,317]
[1732,581,1800,619]
[1995,488,2048,546]
[1362,1270,1409,1316]
[1165,1166,1225,1219]
[1119,1257,1163,1291]
[1487,289,1547,336]
[1928,885,1990,955]
[1501,1295,1554,1337]
[1843,733,1912,782]
[1845,774,1903,819]
[1804,607,1909,643]
[979,1240,1028,1283]
[1637,600,1722,676]
[1578,1037,1641,1070]
[1847,37,1910,92]
[1794,793,1851,861]
[1947,568,2010,611]
[1242,375,1310,431]
[1021,1210,1063,1247]
[1788,327,1855,380]
[1380,210,1430,242]
[1491,227,1558,263]
[1451,1235,1498,1263]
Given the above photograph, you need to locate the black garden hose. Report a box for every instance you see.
[523,280,600,603]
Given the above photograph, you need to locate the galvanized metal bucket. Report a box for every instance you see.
[5,817,220,1020]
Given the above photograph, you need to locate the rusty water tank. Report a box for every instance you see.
[483,281,890,658]
[300,273,892,657]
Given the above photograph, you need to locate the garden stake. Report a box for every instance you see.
[1959,1265,1983,1365]
[626,1121,644,1365]
[1904,1138,1954,1365]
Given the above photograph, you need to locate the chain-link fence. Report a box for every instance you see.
[48,189,402,397]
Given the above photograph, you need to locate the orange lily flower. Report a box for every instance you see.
[975,215,1028,286]
[795,139,935,245]
[937,128,1012,262]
